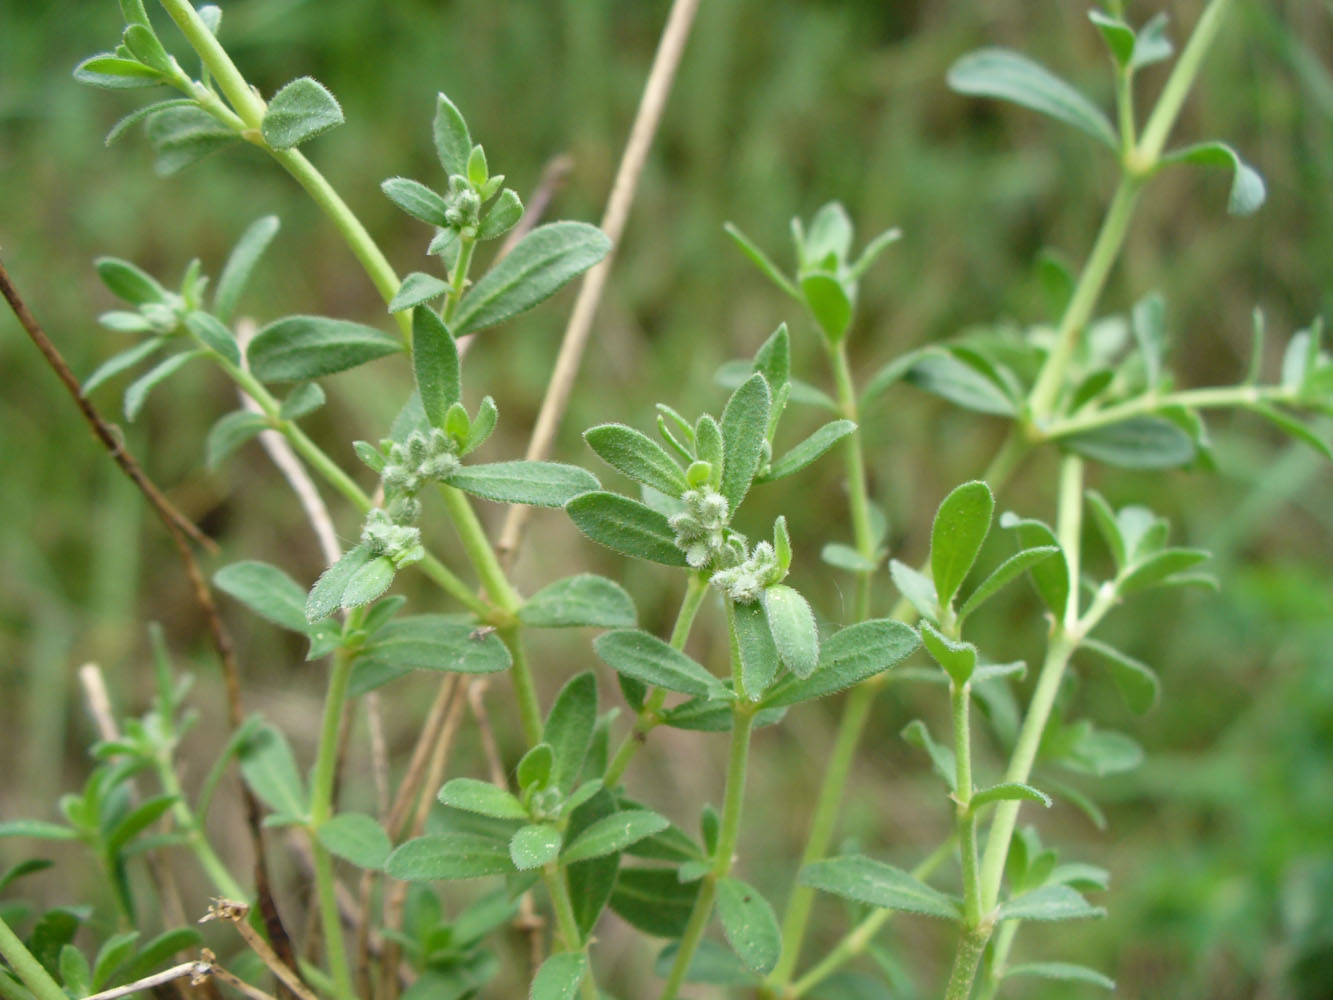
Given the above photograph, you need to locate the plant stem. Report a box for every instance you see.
[976,919,1020,1000]
[828,338,876,619]
[501,625,544,747]
[437,485,523,613]
[158,0,266,127]
[153,750,247,900]
[975,457,1084,914]
[0,913,67,1000]
[307,645,358,1000]
[1042,383,1289,439]
[659,704,756,1000]
[541,867,600,1000]
[1135,0,1236,164]
[1026,177,1142,423]
[603,572,709,787]
[943,927,990,1000]
[441,235,476,324]
[952,683,981,928]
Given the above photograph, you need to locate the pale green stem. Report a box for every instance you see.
[827,339,875,619]
[157,0,410,339]
[542,866,599,1000]
[436,485,523,612]
[441,236,477,324]
[1135,0,1236,164]
[604,572,709,787]
[501,625,544,748]
[953,683,981,928]
[977,920,1020,1000]
[1027,177,1142,423]
[1043,383,1293,439]
[943,927,990,1000]
[0,913,68,1000]
[308,645,358,1000]
[784,837,955,999]
[1115,65,1136,154]
[153,751,246,900]
[659,704,756,1000]
[976,457,1084,914]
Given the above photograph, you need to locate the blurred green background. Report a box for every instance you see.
[2,1,1332,997]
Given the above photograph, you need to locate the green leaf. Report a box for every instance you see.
[931,480,994,607]
[279,382,325,421]
[0,820,78,842]
[594,630,728,699]
[722,222,800,299]
[1005,962,1115,990]
[762,585,819,679]
[584,423,689,496]
[354,616,511,688]
[543,672,598,793]
[799,856,962,921]
[381,177,449,226]
[997,884,1106,922]
[437,779,528,820]
[341,556,396,609]
[91,931,139,989]
[762,420,856,482]
[249,316,400,382]
[520,575,636,629]
[762,619,920,708]
[957,546,1059,621]
[1161,141,1267,215]
[411,306,461,429]
[720,373,771,511]
[145,105,237,174]
[716,361,837,412]
[1119,547,1211,594]
[121,24,170,73]
[214,215,280,323]
[1079,637,1160,713]
[889,560,938,621]
[947,48,1117,149]
[215,561,309,633]
[83,338,167,395]
[733,598,780,699]
[390,272,451,313]
[478,188,524,241]
[998,514,1069,617]
[510,825,562,870]
[802,202,854,266]
[262,77,343,149]
[1088,11,1135,68]
[716,878,781,975]
[124,350,204,421]
[752,324,791,391]
[452,222,611,336]
[517,743,555,793]
[318,813,391,870]
[530,953,587,1000]
[565,789,621,937]
[386,833,515,881]
[905,349,1016,415]
[901,719,957,791]
[1249,403,1333,460]
[59,944,92,998]
[824,543,881,574]
[1131,12,1173,70]
[306,545,372,621]
[74,53,163,89]
[96,256,167,305]
[610,867,702,938]
[432,92,472,176]
[653,940,758,987]
[184,311,240,365]
[918,621,977,686]
[466,396,499,454]
[561,810,670,865]
[239,724,305,819]
[120,929,202,984]
[970,782,1051,810]
[801,273,853,342]
[449,460,599,507]
[566,492,688,566]
[848,226,903,283]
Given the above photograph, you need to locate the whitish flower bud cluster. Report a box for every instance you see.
[669,488,732,568]
[445,176,482,233]
[711,541,780,604]
[359,429,462,569]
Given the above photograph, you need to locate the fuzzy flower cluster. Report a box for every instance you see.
[444,175,482,233]
[359,429,462,568]
[669,488,732,568]
[710,541,780,604]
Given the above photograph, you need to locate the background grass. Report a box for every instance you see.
[1,1,1331,997]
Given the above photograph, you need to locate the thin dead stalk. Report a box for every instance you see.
[202,901,319,1000]
[0,257,302,992]
[497,0,702,563]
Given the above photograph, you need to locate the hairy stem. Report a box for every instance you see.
[828,338,876,619]
[943,926,990,1000]
[541,867,599,1000]
[952,683,981,928]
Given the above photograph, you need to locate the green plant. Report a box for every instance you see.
[1,2,1329,1000]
